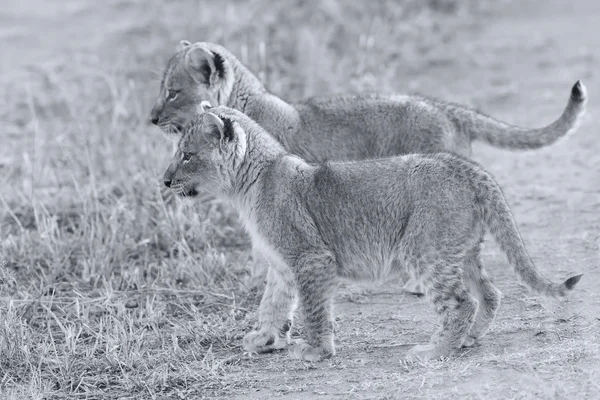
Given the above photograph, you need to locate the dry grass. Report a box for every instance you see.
[0,0,487,398]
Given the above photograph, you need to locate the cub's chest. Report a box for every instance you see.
[244,219,289,271]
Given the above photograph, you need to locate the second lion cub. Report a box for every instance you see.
[163,105,582,362]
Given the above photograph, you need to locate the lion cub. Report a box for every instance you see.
[163,105,582,362]
[152,40,587,295]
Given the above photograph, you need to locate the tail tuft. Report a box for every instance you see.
[571,80,587,102]
[443,80,587,150]
[482,179,584,299]
[547,273,584,298]
[563,274,583,291]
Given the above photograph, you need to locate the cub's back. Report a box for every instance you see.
[307,153,480,208]
[290,95,457,161]
[296,154,481,254]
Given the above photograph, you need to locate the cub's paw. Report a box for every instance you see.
[404,343,449,362]
[288,341,332,362]
[243,329,287,353]
[461,335,478,348]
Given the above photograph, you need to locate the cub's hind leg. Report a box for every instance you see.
[407,260,478,361]
[288,253,337,362]
[243,261,298,354]
[462,246,501,348]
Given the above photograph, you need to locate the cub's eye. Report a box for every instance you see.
[181,152,193,164]
[167,90,179,101]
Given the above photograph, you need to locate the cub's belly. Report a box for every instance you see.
[337,253,405,282]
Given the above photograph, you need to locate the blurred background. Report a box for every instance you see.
[1,0,598,398]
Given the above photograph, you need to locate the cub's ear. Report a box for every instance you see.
[199,100,213,113]
[184,46,226,86]
[177,40,191,52]
[202,112,234,143]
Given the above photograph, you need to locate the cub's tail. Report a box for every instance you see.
[479,173,583,297]
[439,81,587,150]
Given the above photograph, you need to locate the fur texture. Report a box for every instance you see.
[151,41,587,294]
[162,106,582,362]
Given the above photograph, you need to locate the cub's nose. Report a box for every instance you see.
[163,179,172,188]
[150,116,159,125]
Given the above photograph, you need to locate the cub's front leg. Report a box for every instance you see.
[247,245,268,289]
[288,253,337,362]
[243,254,298,354]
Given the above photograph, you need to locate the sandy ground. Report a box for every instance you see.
[1,0,599,399]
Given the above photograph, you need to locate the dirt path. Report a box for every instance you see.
[221,2,600,399]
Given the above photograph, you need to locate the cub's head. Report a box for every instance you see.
[163,103,247,198]
[150,41,234,140]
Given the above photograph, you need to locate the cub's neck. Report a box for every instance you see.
[228,124,289,219]
[226,67,300,150]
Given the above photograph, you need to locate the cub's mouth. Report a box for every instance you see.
[170,183,200,198]
[181,187,199,197]
[172,122,184,133]
[159,122,185,136]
